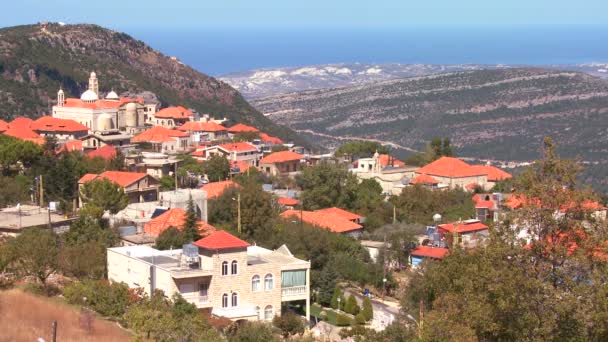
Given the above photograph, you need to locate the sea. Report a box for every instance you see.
[127,25,608,76]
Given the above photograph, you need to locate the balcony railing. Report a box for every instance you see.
[181,293,209,307]
[281,285,307,297]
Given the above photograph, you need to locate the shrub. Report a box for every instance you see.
[335,314,352,327]
[273,312,305,337]
[355,313,366,325]
[339,325,372,338]
[330,287,341,309]
[345,294,360,315]
[64,280,130,319]
[228,321,276,342]
[362,296,373,321]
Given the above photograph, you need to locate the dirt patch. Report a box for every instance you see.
[0,289,129,342]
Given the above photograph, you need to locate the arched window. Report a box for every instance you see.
[264,305,273,320]
[222,261,228,275]
[252,275,261,292]
[222,294,228,308]
[231,292,238,307]
[264,274,273,291]
[231,260,238,275]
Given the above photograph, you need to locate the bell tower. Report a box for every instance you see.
[88,71,99,95]
[57,88,64,107]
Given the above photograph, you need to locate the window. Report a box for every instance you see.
[281,270,306,287]
[222,294,228,308]
[264,305,273,320]
[231,260,238,275]
[231,292,238,307]
[252,275,261,292]
[222,261,228,275]
[264,274,273,291]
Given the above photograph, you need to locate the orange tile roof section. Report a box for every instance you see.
[231,160,254,173]
[281,209,363,233]
[438,221,489,234]
[131,126,188,143]
[277,197,300,206]
[9,117,33,129]
[78,171,148,187]
[86,145,117,160]
[227,123,259,133]
[259,151,303,164]
[377,154,405,167]
[3,125,45,144]
[178,121,226,132]
[410,246,449,259]
[194,230,250,250]
[63,97,143,109]
[31,116,88,133]
[469,165,512,182]
[153,106,193,119]
[315,207,363,221]
[57,140,84,153]
[259,133,284,144]
[217,142,257,152]
[143,208,216,237]
[411,174,439,185]
[416,157,486,178]
[200,180,240,199]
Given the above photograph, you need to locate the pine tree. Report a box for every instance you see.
[182,195,200,243]
[317,265,337,306]
[345,294,360,315]
[330,287,342,309]
[362,296,373,321]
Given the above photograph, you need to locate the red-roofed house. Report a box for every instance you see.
[414,157,489,190]
[152,106,194,128]
[178,121,228,142]
[194,230,251,250]
[30,116,89,141]
[469,164,512,188]
[9,117,33,129]
[144,208,216,237]
[57,140,84,153]
[277,197,300,209]
[230,160,254,175]
[438,219,489,247]
[410,174,439,187]
[259,151,303,176]
[3,125,45,144]
[86,144,117,160]
[281,209,364,238]
[354,151,418,195]
[315,207,364,224]
[131,126,191,153]
[259,133,284,145]
[204,142,260,166]
[410,246,449,267]
[200,180,240,199]
[227,123,259,134]
[78,171,159,206]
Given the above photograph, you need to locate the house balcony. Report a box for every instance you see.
[170,267,213,279]
[281,285,307,301]
[181,293,212,308]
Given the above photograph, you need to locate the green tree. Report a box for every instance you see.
[8,227,59,286]
[392,186,474,224]
[0,135,42,175]
[0,175,32,207]
[182,196,201,243]
[317,264,338,306]
[155,226,186,250]
[79,178,128,214]
[330,287,342,309]
[202,155,230,182]
[159,175,175,191]
[362,296,373,321]
[296,162,359,210]
[228,321,276,342]
[334,141,388,161]
[354,178,384,214]
[107,149,126,171]
[441,138,453,157]
[239,181,275,241]
[63,280,131,319]
[345,294,360,315]
[270,145,289,153]
[232,132,260,143]
[273,312,305,338]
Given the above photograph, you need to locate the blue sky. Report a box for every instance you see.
[2,0,608,29]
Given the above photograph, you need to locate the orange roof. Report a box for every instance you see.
[278,197,300,206]
[410,246,449,259]
[259,151,303,164]
[315,207,363,221]
[154,106,193,119]
[143,208,216,237]
[9,117,33,129]
[200,180,240,199]
[466,182,480,190]
[472,194,495,209]
[63,97,143,109]
[78,171,148,187]
[31,116,88,133]
[411,174,439,185]
[230,160,254,173]
[3,125,44,144]
[259,133,284,144]
[86,145,117,160]
[470,165,512,182]
[416,157,486,178]
[228,123,259,133]
[131,126,188,143]
[216,142,257,153]
[194,230,250,250]
[57,140,83,153]
[281,209,363,233]
[178,121,226,132]
[0,119,8,132]
[377,154,405,167]
[438,220,489,234]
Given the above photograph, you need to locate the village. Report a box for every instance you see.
[0,72,607,341]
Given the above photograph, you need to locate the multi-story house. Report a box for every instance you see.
[203,142,261,166]
[78,171,160,205]
[259,151,304,177]
[107,230,311,322]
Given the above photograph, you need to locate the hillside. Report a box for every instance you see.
[252,68,608,189]
[0,23,303,144]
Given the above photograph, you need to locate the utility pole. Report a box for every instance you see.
[174,162,178,192]
[39,175,44,207]
[51,320,57,342]
[237,193,241,234]
[393,203,397,224]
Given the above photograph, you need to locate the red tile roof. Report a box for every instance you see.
[410,246,449,259]
[472,194,495,209]
[259,151,303,164]
[438,220,489,234]
[217,142,257,153]
[377,154,405,167]
[3,125,45,144]
[416,157,486,178]
[178,121,226,132]
[315,207,363,221]
[57,140,83,153]
[470,165,512,182]
[78,171,148,187]
[0,119,8,132]
[63,97,143,109]
[278,197,300,206]
[281,209,363,233]
[86,145,117,160]
[131,126,188,143]
[200,180,240,199]
[9,117,33,129]
[227,123,259,133]
[153,106,193,119]
[230,160,254,173]
[31,116,88,133]
[411,174,439,185]
[259,133,284,144]
[143,208,216,237]
[194,230,250,250]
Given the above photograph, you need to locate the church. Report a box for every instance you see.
[52,72,157,134]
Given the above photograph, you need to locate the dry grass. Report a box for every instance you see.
[0,289,130,342]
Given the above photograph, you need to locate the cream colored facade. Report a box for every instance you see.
[415,173,489,190]
[107,243,310,322]
[354,155,417,195]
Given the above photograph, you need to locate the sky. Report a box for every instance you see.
[2,0,608,30]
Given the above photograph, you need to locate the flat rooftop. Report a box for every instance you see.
[0,205,74,232]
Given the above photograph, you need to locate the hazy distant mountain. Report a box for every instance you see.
[221,63,608,99]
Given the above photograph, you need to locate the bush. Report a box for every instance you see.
[330,287,342,309]
[273,312,305,337]
[228,321,276,342]
[335,314,352,327]
[345,294,360,315]
[63,280,130,319]
[340,325,371,338]
[362,296,374,321]
[355,313,366,325]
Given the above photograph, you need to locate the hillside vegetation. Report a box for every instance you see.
[0,23,303,144]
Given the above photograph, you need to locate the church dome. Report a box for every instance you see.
[80,89,99,102]
[105,90,119,100]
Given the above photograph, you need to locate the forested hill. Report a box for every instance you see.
[0,23,304,145]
